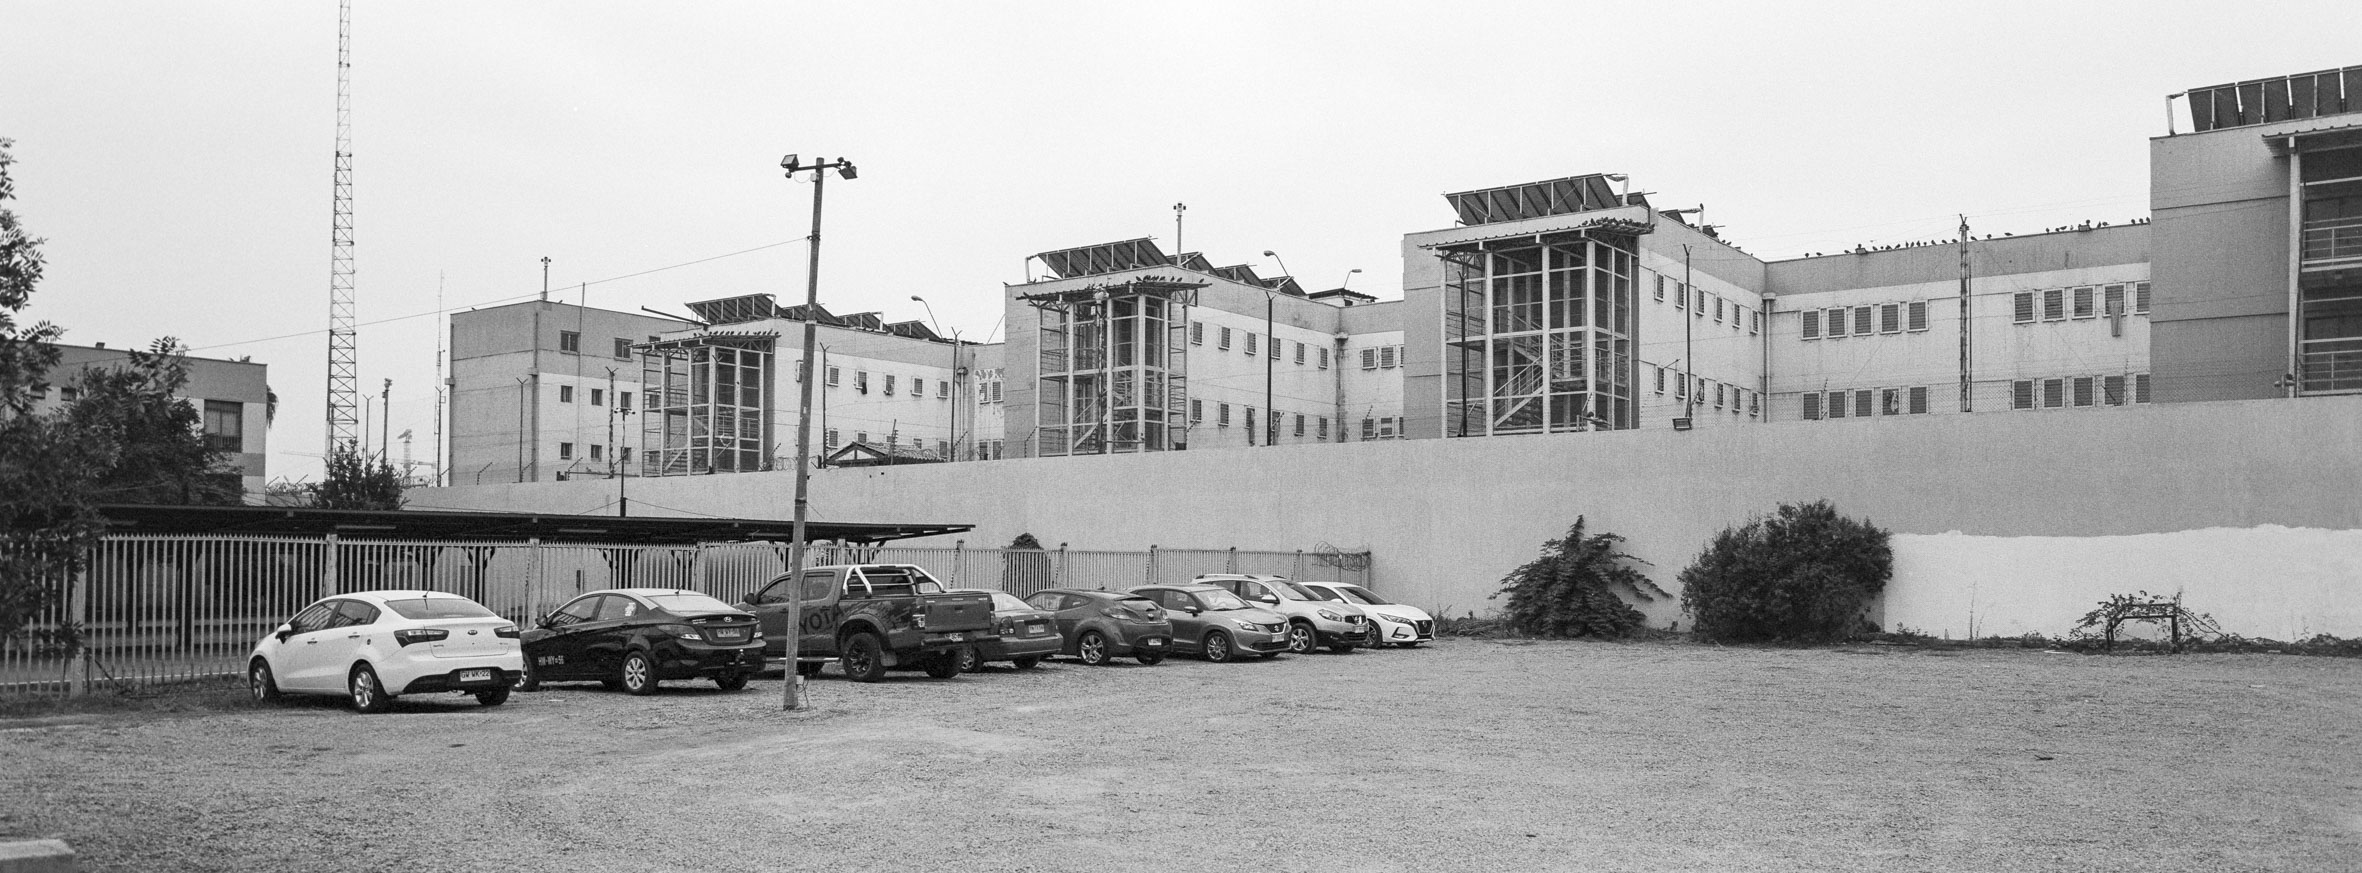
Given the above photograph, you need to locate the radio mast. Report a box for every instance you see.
[324,0,360,454]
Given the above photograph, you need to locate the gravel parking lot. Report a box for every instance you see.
[4,639,2359,872]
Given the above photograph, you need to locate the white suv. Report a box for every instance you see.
[1301,581,1434,648]
[248,590,524,713]
[1194,574,1370,654]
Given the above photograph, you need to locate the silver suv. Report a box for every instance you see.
[1193,574,1369,654]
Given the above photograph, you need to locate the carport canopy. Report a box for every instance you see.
[96,504,970,546]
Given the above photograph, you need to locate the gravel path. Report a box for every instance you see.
[4,640,2359,872]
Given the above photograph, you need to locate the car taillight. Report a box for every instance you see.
[393,628,449,647]
[494,625,519,638]
[659,624,705,641]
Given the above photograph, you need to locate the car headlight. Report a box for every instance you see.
[1231,618,1262,630]
[1316,609,1344,621]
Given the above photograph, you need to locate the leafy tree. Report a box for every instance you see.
[65,338,243,506]
[1678,500,1894,643]
[0,137,60,415]
[1491,517,1665,638]
[0,137,99,647]
[313,443,405,510]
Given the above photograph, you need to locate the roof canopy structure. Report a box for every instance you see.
[97,504,970,546]
[1037,238,1172,279]
[1446,174,1629,227]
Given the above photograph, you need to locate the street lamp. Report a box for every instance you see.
[1340,268,1362,289]
[911,295,964,461]
[779,153,857,711]
[1261,250,1292,447]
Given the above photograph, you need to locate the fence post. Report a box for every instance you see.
[524,537,543,625]
[1056,543,1070,589]
[65,563,89,698]
[952,539,964,587]
[321,533,339,600]
[1145,544,1159,587]
[1226,546,1238,573]
[1293,549,1306,581]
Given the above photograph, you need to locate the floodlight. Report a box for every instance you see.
[839,162,858,180]
[781,154,799,169]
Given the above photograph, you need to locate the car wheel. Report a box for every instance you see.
[513,662,542,692]
[1076,631,1111,666]
[1011,656,1042,670]
[922,652,962,679]
[715,671,750,691]
[795,660,825,678]
[348,663,392,714]
[954,645,983,674]
[1202,630,1234,663]
[248,658,280,703]
[620,651,659,696]
[1285,622,1317,655]
[840,632,888,683]
[475,684,511,706]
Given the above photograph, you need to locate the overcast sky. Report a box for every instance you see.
[7,1,2357,482]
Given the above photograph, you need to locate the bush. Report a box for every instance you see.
[1491,517,1665,638]
[1679,500,1892,643]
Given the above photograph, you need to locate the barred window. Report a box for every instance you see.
[2042,378,2065,408]
[1379,346,1397,368]
[2072,376,2095,407]
[2135,282,2151,315]
[1246,333,1259,356]
[1317,417,1328,439]
[825,429,839,449]
[2103,375,2126,406]
[1674,283,1686,309]
[1219,327,1232,350]
[1654,275,1666,301]
[1190,398,1203,422]
[1907,300,1929,331]
[1826,391,1847,419]
[1218,403,1231,426]
[1360,418,1376,440]
[2012,380,2035,410]
[1853,307,1873,336]
[827,366,841,386]
[1191,323,1204,345]
[1802,310,1822,339]
[1880,303,1902,334]
[1270,337,1281,360]
[1714,383,1725,408]
[1803,392,1823,420]
[2135,373,2151,403]
[1293,342,1305,364]
[1908,386,1929,414]
[1317,348,1329,369]
[2043,289,2065,321]
[614,337,634,358]
[1752,310,1762,334]
[1361,348,1378,370]
[2014,292,2036,324]
[1826,307,1849,338]
[1714,296,1725,322]
[1293,414,1305,437]
[2073,287,2096,319]
[2103,284,2126,316]
[1854,389,1873,418]
[1654,366,1666,394]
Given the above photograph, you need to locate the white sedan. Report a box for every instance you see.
[247,590,524,713]
[1300,581,1435,648]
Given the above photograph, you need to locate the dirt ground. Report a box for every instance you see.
[3,639,2359,873]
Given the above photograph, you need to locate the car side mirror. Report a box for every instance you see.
[273,623,294,641]
[536,615,556,629]
[1182,606,1201,615]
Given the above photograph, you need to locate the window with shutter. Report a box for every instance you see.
[2014,292,2035,324]
[1749,391,1760,416]
[1317,417,1328,439]
[2012,380,2034,409]
[2135,373,2151,403]
[1853,307,1874,335]
[2103,375,2126,405]
[1826,308,1848,337]
[1714,383,1725,408]
[1803,393,1822,420]
[1826,391,1846,418]
[1379,346,1397,368]
[1218,327,1232,349]
[825,429,839,449]
[1654,366,1666,393]
[1318,348,1329,369]
[1802,310,1821,339]
[1908,386,1929,414]
[1853,389,1873,418]
[1752,310,1762,334]
[1654,275,1666,301]
[1378,417,1397,439]
[1361,348,1377,370]
[2043,289,2065,321]
[1218,403,1230,426]
[1880,303,1901,333]
[1270,339,1280,360]
[2072,376,2095,406]
[1246,333,1258,356]
[1190,398,1202,422]
[1695,288,1707,316]
[1713,297,1724,322]
[1908,300,1929,331]
[2042,378,2065,408]
[1293,342,1304,364]
[1360,418,1375,440]
[2134,282,2151,315]
[2073,287,2095,319]
[1191,323,1204,345]
[1675,285,1686,309]
[1293,414,1304,436]
[2103,284,2125,316]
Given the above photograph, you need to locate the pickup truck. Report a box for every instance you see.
[736,563,996,682]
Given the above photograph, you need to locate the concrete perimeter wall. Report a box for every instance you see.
[419,395,2362,639]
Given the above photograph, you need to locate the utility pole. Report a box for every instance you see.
[1958,215,1973,412]
[779,154,857,712]
[1683,243,1696,424]
[379,378,391,461]
[1173,203,1187,259]
[607,367,629,516]
[1261,250,1293,447]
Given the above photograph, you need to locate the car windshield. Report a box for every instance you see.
[644,593,740,615]
[988,591,1031,612]
[1196,590,1250,610]
[383,597,496,620]
[1336,585,1392,605]
[1303,586,1347,603]
[1273,581,1320,601]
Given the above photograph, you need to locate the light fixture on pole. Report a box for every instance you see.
[1340,268,1361,289]
[778,153,858,711]
[1261,250,1294,448]
[912,295,963,461]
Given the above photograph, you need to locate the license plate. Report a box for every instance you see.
[944,632,964,642]
[458,669,492,683]
[1144,638,1165,647]
[711,628,747,641]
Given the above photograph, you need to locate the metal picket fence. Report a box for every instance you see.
[1,535,1371,698]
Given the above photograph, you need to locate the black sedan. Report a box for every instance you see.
[517,588,765,694]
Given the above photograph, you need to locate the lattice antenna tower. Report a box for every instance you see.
[323,0,360,454]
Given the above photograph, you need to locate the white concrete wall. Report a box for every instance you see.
[419,393,2362,638]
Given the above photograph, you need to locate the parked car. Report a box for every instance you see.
[951,588,1065,671]
[247,590,522,713]
[1194,574,1371,654]
[518,588,765,694]
[1021,588,1173,665]
[1128,584,1290,662]
[737,564,994,681]
[1300,581,1434,648]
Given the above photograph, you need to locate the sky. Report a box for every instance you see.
[6,0,2358,482]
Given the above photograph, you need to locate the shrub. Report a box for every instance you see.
[1679,500,1892,643]
[1491,517,1665,638]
